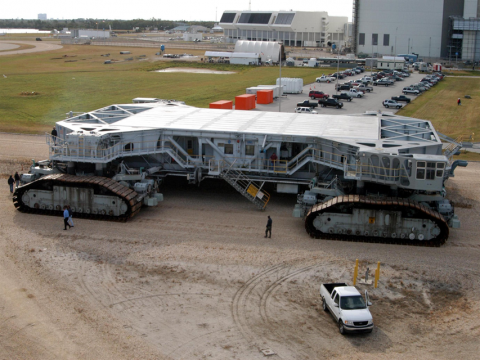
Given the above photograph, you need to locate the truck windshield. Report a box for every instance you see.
[340,296,366,310]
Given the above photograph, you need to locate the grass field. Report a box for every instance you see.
[0,44,337,133]
[397,77,480,139]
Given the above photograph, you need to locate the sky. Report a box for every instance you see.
[2,0,353,22]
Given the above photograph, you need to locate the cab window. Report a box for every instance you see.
[416,161,425,179]
[334,294,339,306]
[426,162,436,180]
[436,162,445,178]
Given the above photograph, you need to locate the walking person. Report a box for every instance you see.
[14,172,20,188]
[67,205,74,228]
[265,215,272,238]
[63,206,71,230]
[7,175,14,194]
[457,98,461,106]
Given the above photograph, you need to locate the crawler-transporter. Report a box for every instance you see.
[14,99,467,245]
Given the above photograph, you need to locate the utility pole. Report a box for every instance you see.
[394,27,398,70]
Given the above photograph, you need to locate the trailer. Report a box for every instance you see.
[276,78,303,94]
[14,100,467,246]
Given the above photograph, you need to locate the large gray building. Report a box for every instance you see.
[353,0,466,60]
[220,10,350,48]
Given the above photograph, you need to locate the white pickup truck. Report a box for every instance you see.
[316,75,335,83]
[347,88,364,98]
[320,283,373,334]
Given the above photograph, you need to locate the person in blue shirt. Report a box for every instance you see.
[63,206,71,230]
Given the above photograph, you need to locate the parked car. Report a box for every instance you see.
[373,78,393,86]
[391,95,411,103]
[355,67,365,73]
[403,87,420,95]
[362,76,373,83]
[383,99,403,109]
[309,91,329,99]
[297,100,318,108]
[335,84,351,91]
[318,98,344,108]
[316,75,335,83]
[295,107,317,114]
[347,89,364,98]
[320,283,373,335]
[332,92,353,102]
[330,73,344,79]
[356,84,373,93]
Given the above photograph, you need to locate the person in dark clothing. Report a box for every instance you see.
[14,172,20,188]
[7,175,14,194]
[265,215,272,238]
[51,127,58,145]
[63,206,71,230]
[457,98,461,106]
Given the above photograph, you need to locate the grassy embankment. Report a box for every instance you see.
[397,76,480,160]
[0,44,336,133]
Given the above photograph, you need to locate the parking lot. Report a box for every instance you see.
[255,71,429,115]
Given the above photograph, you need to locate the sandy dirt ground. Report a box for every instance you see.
[0,40,63,56]
[0,134,479,359]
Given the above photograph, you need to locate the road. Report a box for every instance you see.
[0,40,62,56]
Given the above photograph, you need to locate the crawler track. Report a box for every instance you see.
[305,195,449,247]
[13,174,141,222]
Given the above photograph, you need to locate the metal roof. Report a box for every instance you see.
[58,102,442,152]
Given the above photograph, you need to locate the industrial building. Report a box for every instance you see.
[353,0,480,61]
[70,29,110,39]
[219,10,350,48]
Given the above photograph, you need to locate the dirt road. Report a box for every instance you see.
[0,134,479,359]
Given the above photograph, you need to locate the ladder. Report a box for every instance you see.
[220,168,270,210]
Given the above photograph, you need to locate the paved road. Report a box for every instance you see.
[256,71,429,115]
[0,40,62,56]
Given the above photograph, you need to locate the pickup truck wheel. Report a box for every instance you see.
[397,106,401,109]
[385,105,389,108]
[367,89,371,93]
[311,96,315,100]
[348,99,351,102]
[336,105,340,109]
[386,84,389,87]
[339,321,346,335]
[322,298,328,312]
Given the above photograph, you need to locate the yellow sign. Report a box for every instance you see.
[247,184,259,197]
[368,217,375,224]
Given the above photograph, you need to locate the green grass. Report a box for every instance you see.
[0,44,337,133]
[397,77,480,139]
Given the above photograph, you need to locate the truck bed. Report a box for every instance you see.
[323,283,348,294]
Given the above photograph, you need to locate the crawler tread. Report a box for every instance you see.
[13,174,140,222]
[305,195,449,246]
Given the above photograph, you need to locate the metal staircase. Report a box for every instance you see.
[220,168,270,210]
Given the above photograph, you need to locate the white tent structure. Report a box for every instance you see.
[234,41,284,62]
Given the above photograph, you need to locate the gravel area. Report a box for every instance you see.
[0,134,479,359]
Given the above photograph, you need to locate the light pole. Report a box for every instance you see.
[394,27,398,70]
[333,44,339,94]
[278,42,283,112]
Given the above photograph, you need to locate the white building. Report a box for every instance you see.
[220,10,350,48]
[71,29,110,39]
[38,14,47,20]
[353,0,465,60]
